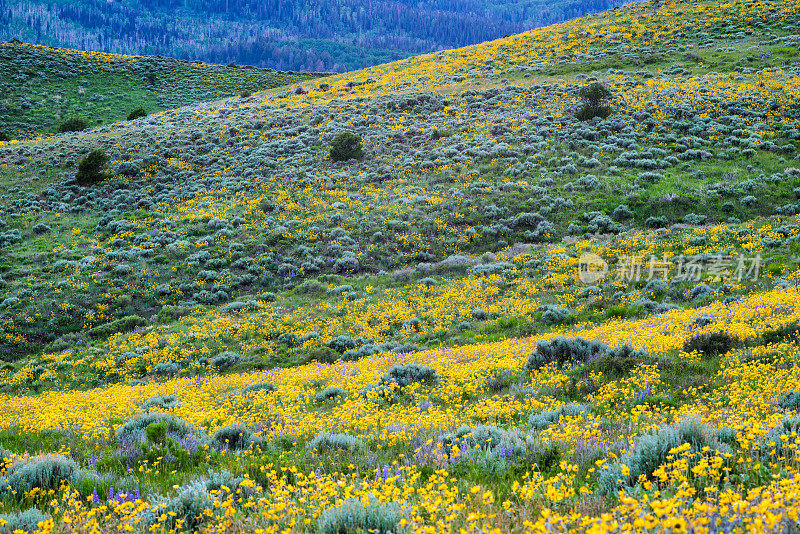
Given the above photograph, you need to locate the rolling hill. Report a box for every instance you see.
[0,0,799,531]
[0,40,322,139]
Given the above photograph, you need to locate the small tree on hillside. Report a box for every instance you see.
[576,82,613,121]
[127,107,147,121]
[58,116,89,133]
[76,149,109,185]
[330,132,364,162]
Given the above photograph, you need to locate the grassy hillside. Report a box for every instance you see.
[0,0,799,531]
[0,41,322,140]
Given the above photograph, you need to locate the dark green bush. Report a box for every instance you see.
[126,107,147,120]
[576,82,613,121]
[308,346,340,364]
[682,332,736,357]
[576,104,612,121]
[75,149,110,186]
[578,82,612,107]
[0,132,9,142]
[330,132,364,162]
[762,321,800,345]
[146,422,168,444]
[58,116,89,133]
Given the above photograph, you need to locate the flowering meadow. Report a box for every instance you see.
[0,0,800,531]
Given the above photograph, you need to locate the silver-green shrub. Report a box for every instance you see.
[317,496,403,534]
[308,432,365,453]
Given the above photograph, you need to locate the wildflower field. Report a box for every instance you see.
[1,0,800,531]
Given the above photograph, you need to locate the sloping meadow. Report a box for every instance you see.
[0,0,799,531]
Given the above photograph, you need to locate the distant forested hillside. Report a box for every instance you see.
[0,0,632,71]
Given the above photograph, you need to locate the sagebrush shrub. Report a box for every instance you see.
[379,364,440,388]
[0,455,79,496]
[613,204,633,220]
[31,223,51,235]
[154,361,180,376]
[144,480,212,531]
[314,386,346,404]
[317,496,403,534]
[308,432,365,453]
[212,423,253,451]
[117,412,190,443]
[598,417,717,497]
[778,390,800,410]
[592,344,646,376]
[529,403,588,429]
[329,335,357,353]
[212,352,240,370]
[525,337,608,371]
[141,395,181,411]
[0,508,48,533]
[242,381,276,394]
[485,369,514,392]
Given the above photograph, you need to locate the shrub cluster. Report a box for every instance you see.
[317,496,404,534]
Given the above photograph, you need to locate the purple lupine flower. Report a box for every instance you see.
[91,489,99,503]
[633,379,651,401]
